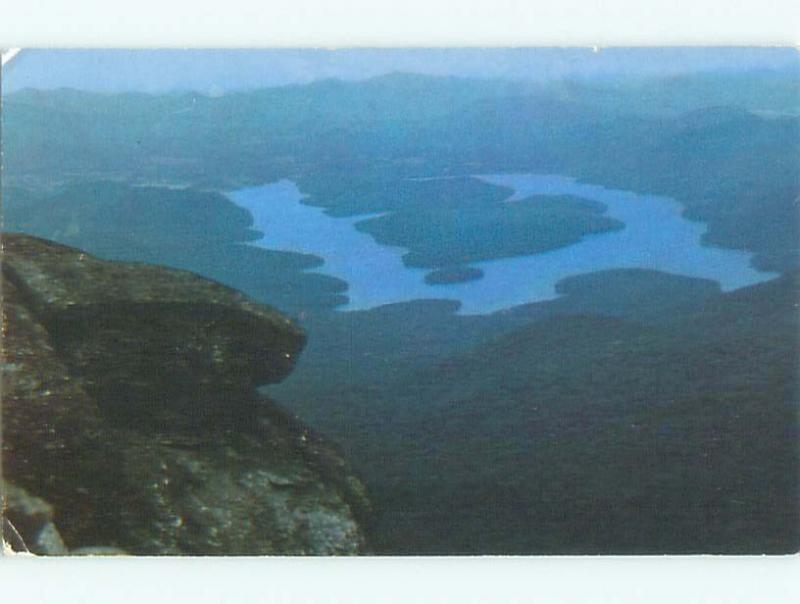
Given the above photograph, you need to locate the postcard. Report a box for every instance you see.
[1,47,798,557]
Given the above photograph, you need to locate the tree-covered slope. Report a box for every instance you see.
[2,182,348,315]
[274,272,799,554]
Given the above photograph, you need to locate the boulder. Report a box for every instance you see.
[2,233,368,554]
[2,481,68,555]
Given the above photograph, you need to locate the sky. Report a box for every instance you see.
[2,48,798,94]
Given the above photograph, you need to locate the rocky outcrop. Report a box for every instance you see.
[1,233,368,555]
[2,481,69,555]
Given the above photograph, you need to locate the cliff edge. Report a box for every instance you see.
[1,233,368,555]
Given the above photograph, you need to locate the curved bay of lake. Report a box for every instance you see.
[227,174,775,315]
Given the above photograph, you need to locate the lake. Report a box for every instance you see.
[226,174,776,315]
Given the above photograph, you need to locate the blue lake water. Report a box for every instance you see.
[227,174,776,315]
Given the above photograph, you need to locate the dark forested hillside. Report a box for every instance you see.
[2,182,348,315]
[273,272,799,554]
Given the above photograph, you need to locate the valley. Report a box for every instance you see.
[2,50,798,554]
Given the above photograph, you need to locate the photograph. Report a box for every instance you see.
[1,45,798,561]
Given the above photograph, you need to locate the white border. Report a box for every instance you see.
[0,0,797,46]
[1,1,799,602]
[0,555,799,602]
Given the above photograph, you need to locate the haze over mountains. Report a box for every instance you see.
[2,49,798,554]
[4,48,799,94]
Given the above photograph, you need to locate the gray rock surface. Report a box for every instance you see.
[2,481,68,555]
[2,233,369,555]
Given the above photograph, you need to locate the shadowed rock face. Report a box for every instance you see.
[1,233,368,555]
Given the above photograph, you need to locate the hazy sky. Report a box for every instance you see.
[2,48,798,94]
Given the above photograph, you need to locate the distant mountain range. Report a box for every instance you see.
[3,48,798,94]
